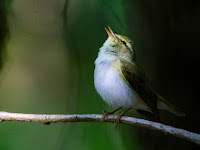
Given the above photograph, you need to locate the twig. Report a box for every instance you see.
[0,111,199,145]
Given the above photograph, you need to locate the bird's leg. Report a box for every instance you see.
[102,107,122,120]
[116,107,131,127]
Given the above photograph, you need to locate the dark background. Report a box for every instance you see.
[0,0,199,150]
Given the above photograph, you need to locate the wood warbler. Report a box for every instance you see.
[94,26,185,124]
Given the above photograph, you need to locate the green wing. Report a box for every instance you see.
[120,60,160,120]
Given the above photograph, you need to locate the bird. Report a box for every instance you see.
[94,26,185,124]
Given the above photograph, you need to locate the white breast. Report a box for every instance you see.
[94,61,141,108]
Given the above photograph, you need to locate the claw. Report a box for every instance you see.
[116,115,121,127]
[102,111,112,120]
[101,107,122,121]
[115,107,131,128]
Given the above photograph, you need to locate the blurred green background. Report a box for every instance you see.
[0,0,199,150]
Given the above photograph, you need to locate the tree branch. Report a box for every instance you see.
[0,111,199,145]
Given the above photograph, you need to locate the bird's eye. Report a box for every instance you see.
[122,40,126,45]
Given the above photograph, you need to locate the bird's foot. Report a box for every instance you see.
[102,107,122,120]
[102,111,114,120]
[116,107,131,127]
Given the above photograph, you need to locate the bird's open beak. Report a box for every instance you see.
[105,26,118,40]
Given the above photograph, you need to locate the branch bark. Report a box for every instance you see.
[0,111,199,145]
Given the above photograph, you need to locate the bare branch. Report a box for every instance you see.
[0,111,199,145]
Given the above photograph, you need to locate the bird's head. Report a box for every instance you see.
[99,26,136,62]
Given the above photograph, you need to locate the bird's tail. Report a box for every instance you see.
[157,95,185,117]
